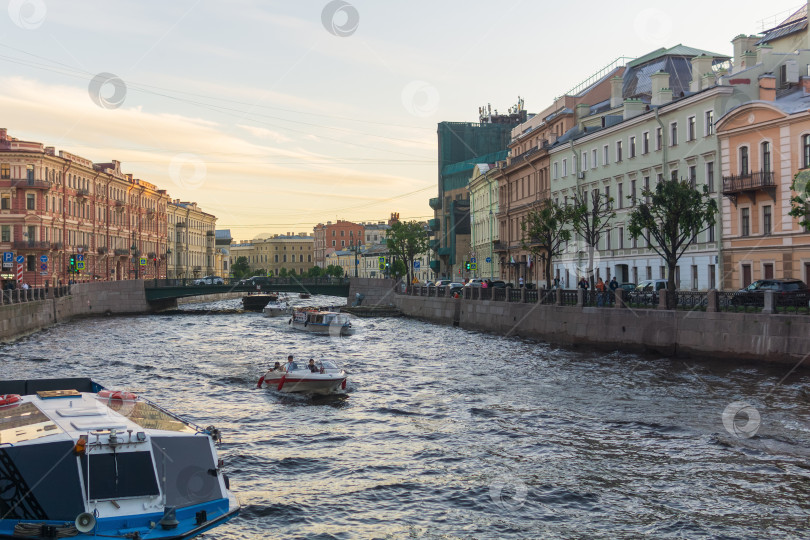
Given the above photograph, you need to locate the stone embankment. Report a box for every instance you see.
[343,282,810,364]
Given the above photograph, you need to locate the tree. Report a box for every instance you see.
[306,266,323,277]
[278,268,288,277]
[789,170,810,230]
[521,199,572,289]
[325,264,344,278]
[391,259,407,279]
[386,220,429,285]
[627,179,717,306]
[567,188,615,288]
[231,256,250,279]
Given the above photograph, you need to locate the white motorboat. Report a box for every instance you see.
[263,301,292,317]
[0,377,239,540]
[289,309,355,336]
[257,360,347,394]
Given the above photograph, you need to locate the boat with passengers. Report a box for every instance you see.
[257,359,347,394]
[0,377,239,539]
[289,309,355,336]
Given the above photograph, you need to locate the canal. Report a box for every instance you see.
[2,296,809,539]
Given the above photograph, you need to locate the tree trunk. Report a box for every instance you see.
[545,257,552,290]
[667,255,678,309]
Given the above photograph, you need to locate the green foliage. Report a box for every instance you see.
[306,266,323,277]
[521,199,571,289]
[391,259,407,278]
[325,264,345,278]
[789,170,810,230]
[567,189,616,287]
[231,256,251,279]
[627,178,717,296]
[386,220,429,285]
[278,267,288,277]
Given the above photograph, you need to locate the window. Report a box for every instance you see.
[553,162,558,179]
[332,240,336,247]
[804,134,810,168]
[582,151,588,171]
[671,169,678,182]
[709,223,715,242]
[630,179,636,206]
[1,225,9,242]
[27,255,35,271]
[618,182,623,209]
[629,136,636,158]
[274,254,278,263]
[26,193,35,210]
[606,228,611,250]
[646,266,652,280]
[603,145,609,165]
[562,159,568,177]
[0,195,9,210]
[642,132,649,154]
[689,166,697,188]
[705,110,714,136]
[616,140,622,162]
[709,265,716,289]
[0,163,8,179]
[763,205,772,235]
[707,162,715,193]
[762,141,771,174]
[670,122,678,146]
[741,208,750,237]
[592,149,598,169]
[644,176,650,204]
[740,146,749,175]
[26,165,34,181]
[341,240,345,247]
[605,185,610,205]
[656,127,663,150]
[340,230,345,237]
[687,116,696,141]
[619,226,624,249]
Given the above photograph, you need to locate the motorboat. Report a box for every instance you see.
[299,293,311,299]
[289,309,355,336]
[0,377,239,539]
[262,302,292,317]
[242,292,277,312]
[257,360,346,394]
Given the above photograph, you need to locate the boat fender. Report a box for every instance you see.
[288,319,292,325]
[223,473,230,491]
[0,394,21,407]
[304,320,308,327]
[98,390,137,401]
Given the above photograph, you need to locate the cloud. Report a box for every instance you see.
[237,124,291,143]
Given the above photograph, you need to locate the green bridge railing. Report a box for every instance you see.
[144,277,352,302]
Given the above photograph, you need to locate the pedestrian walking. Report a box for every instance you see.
[595,277,606,306]
[519,276,525,288]
[608,277,619,305]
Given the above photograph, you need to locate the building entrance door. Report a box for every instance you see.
[742,264,752,288]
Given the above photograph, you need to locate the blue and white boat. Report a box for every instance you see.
[289,309,355,336]
[0,377,239,539]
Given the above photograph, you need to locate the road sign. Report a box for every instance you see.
[40,264,47,271]
[471,263,477,270]
[76,254,84,262]
[414,261,421,269]
[40,255,48,263]
[39,272,48,276]
[77,261,85,270]
[485,257,491,263]
[139,257,147,266]
[3,252,12,264]
[15,255,24,264]
[378,256,385,271]
[471,257,476,264]
[16,263,23,281]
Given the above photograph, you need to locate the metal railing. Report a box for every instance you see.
[674,291,709,311]
[717,291,762,312]
[508,288,521,302]
[493,288,506,301]
[11,241,50,250]
[774,292,810,315]
[722,171,775,193]
[561,290,578,306]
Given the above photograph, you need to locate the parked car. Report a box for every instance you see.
[618,282,636,292]
[628,279,670,304]
[732,279,810,307]
[464,279,485,287]
[447,282,464,293]
[430,279,453,287]
[194,275,224,285]
[489,281,507,288]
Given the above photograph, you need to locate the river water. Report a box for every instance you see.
[2,296,809,539]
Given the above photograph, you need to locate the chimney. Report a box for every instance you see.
[731,34,759,74]
[802,76,810,95]
[44,146,55,156]
[575,103,590,129]
[623,99,646,120]
[741,50,758,71]
[0,128,6,140]
[756,44,772,64]
[689,54,714,92]
[701,71,717,89]
[759,73,776,101]
[651,71,672,106]
[610,76,623,108]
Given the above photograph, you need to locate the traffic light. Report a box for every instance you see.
[465,261,471,270]
[69,255,76,271]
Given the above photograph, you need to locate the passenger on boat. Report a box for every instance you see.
[284,355,297,372]
[308,359,321,373]
[272,362,283,372]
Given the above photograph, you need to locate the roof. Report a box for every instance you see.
[215,229,231,239]
[758,5,807,44]
[627,44,729,68]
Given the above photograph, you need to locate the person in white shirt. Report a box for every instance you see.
[284,355,296,372]
[518,276,525,288]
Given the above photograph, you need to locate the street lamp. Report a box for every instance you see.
[349,231,359,278]
[131,238,138,280]
[166,247,172,282]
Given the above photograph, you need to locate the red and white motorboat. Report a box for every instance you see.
[256,360,347,394]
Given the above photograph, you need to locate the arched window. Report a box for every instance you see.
[803,134,810,169]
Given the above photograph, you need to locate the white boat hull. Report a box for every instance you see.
[263,305,291,317]
[261,372,346,394]
[289,320,355,335]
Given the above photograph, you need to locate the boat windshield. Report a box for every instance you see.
[320,360,338,370]
[110,401,196,433]
[0,401,63,444]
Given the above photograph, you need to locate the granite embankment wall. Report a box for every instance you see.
[347,278,398,306]
[391,294,810,364]
[0,280,151,342]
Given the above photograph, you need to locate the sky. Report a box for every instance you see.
[0,0,804,240]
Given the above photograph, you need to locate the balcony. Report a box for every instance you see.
[429,197,442,210]
[114,199,125,207]
[113,248,129,256]
[437,247,452,256]
[206,230,215,236]
[97,246,108,255]
[176,221,187,228]
[13,179,51,190]
[722,171,776,205]
[429,238,439,251]
[76,188,90,199]
[12,241,50,250]
[428,218,440,231]
[493,242,507,252]
[430,260,441,272]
